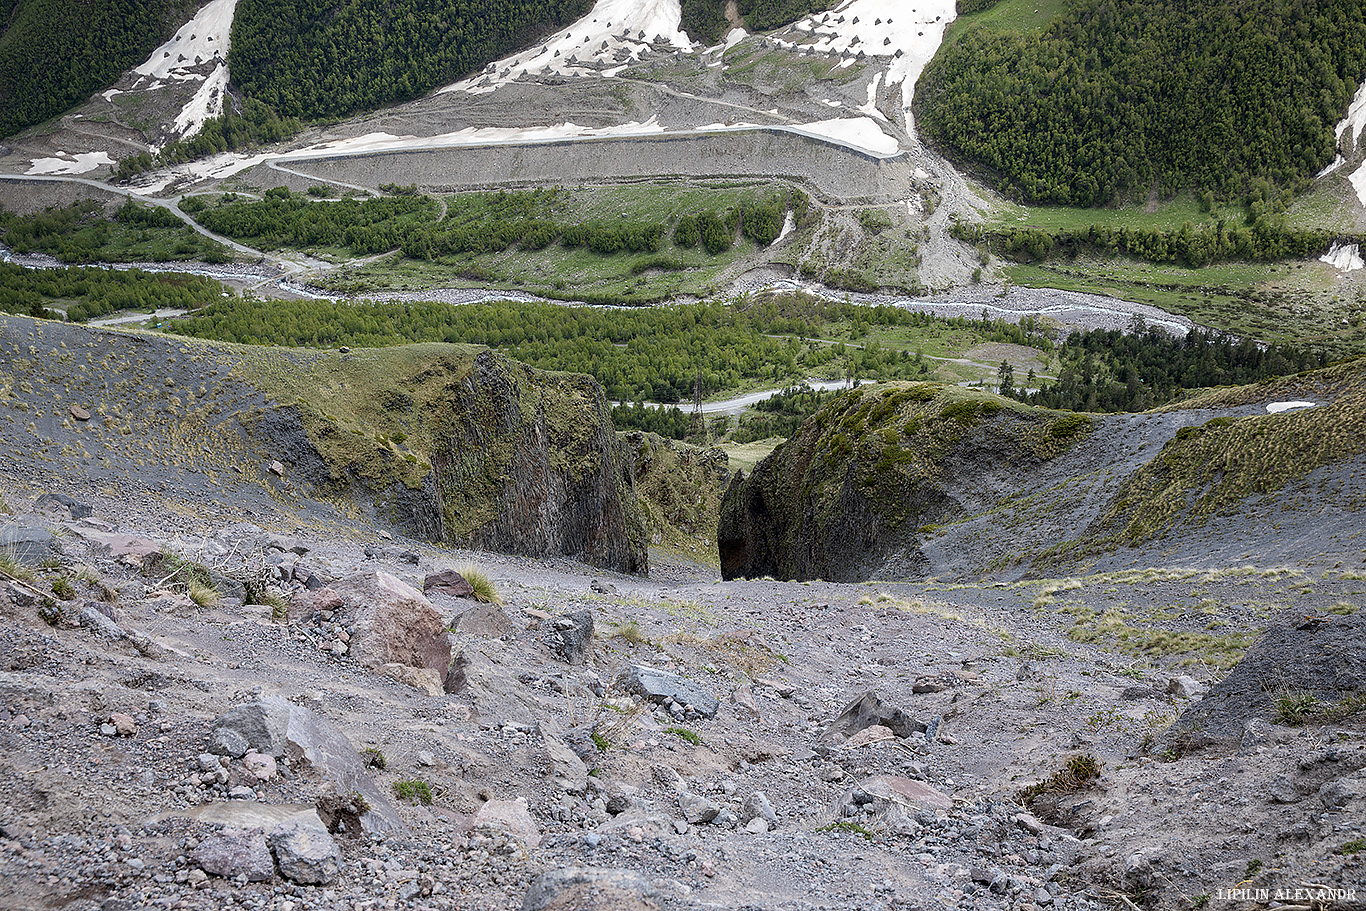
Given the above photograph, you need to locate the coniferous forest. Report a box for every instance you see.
[228,0,593,120]
[0,0,198,137]
[917,0,1366,205]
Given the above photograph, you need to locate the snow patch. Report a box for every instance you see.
[135,0,237,80]
[442,0,693,95]
[723,27,748,50]
[101,88,123,102]
[774,210,796,244]
[771,0,957,135]
[1336,80,1366,150]
[131,0,238,138]
[1319,242,1364,272]
[173,62,228,139]
[1318,154,1345,179]
[789,117,899,156]
[284,120,670,158]
[1348,160,1366,206]
[26,152,115,175]
[1266,401,1316,414]
[859,71,885,120]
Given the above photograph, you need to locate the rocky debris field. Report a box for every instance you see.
[0,479,1363,911]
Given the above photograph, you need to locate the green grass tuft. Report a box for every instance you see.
[392,779,432,805]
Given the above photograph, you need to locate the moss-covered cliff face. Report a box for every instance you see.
[717,382,1092,581]
[237,343,649,574]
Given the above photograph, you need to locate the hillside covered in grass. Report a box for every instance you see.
[0,0,199,136]
[917,0,1366,205]
[721,359,1366,582]
[718,382,1094,581]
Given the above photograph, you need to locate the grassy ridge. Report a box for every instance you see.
[719,382,1093,580]
[1079,359,1366,551]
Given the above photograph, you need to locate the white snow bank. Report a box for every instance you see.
[1337,80,1366,150]
[723,27,748,50]
[284,120,670,158]
[1319,242,1364,272]
[280,116,901,159]
[1348,160,1366,206]
[136,0,237,79]
[172,62,228,139]
[26,152,115,175]
[789,117,899,156]
[1266,401,1316,413]
[775,0,957,134]
[442,0,693,95]
[773,210,796,244]
[860,71,885,120]
[131,0,238,138]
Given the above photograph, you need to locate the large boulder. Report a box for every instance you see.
[191,829,275,882]
[269,821,341,885]
[330,571,452,686]
[616,665,719,718]
[209,696,405,834]
[816,690,926,753]
[1160,610,1366,753]
[0,525,57,566]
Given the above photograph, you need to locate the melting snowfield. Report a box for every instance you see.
[26,152,115,176]
[275,116,901,160]
[442,0,693,95]
[775,0,957,132]
[131,0,239,139]
[1320,242,1364,272]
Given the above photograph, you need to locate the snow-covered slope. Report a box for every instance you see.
[443,0,693,95]
[133,0,239,139]
[775,0,957,133]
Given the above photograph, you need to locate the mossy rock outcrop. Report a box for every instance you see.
[240,344,648,575]
[718,382,1091,581]
[0,315,647,575]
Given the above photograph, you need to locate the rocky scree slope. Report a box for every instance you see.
[0,491,1363,911]
[0,314,647,572]
[721,363,1366,582]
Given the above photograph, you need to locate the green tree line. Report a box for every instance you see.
[0,262,227,321]
[917,0,1366,206]
[168,292,1050,402]
[1018,326,1328,412]
[0,200,231,263]
[185,187,801,263]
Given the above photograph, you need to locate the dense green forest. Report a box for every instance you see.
[228,0,592,120]
[0,0,198,137]
[168,293,1044,402]
[0,262,227,321]
[0,200,232,263]
[917,0,1366,205]
[735,0,826,32]
[1019,327,1328,412]
[611,401,698,439]
[186,186,799,263]
[680,0,730,45]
